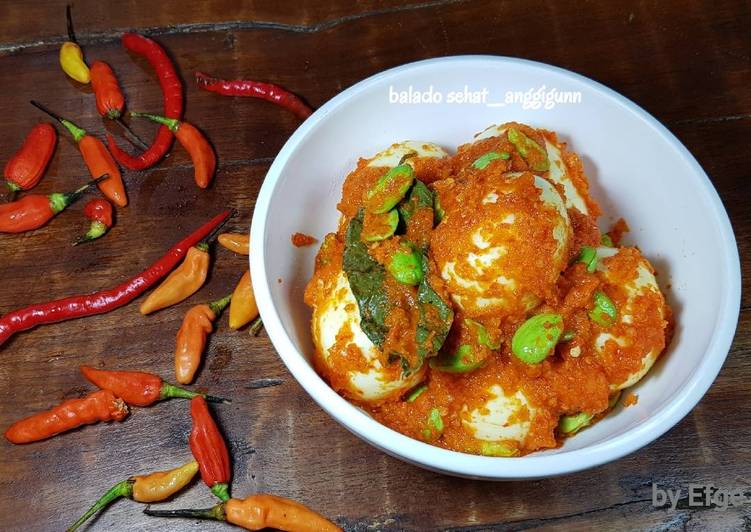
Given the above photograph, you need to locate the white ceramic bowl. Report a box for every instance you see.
[250,56,741,480]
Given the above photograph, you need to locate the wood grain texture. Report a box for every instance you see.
[0,1,749,530]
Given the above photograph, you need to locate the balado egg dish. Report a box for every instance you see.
[304,123,672,456]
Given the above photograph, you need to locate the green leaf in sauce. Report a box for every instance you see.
[413,250,454,372]
[343,209,391,347]
[398,180,434,226]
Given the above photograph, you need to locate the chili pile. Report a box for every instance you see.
[0,176,104,233]
[107,33,183,170]
[0,210,232,346]
[31,100,128,207]
[132,111,216,188]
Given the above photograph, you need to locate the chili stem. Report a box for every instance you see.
[66,5,77,43]
[249,316,264,336]
[143,503,225,521]
[159,382,231,404]
[114,117,150,150]
[67,479,134,531]
[30,100,87,142]
[199,209,236,247]
[211,483,231,502]
[130,111,180,132]
[208,294,232,316]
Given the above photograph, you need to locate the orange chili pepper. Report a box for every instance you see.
[67,460,199,531]
[144,494,341,532]
[91,61,125,119]
[140,244,210,314]
[81,365,228,406]
[31,101,128,207]
[4,389,128,444]
[189,396,232,501]
[218,232,250,255]
[229,271,258,330]
[132,112,216,188]
[3,122,57,198]
[175,294,231,384]
[0,176,104,233]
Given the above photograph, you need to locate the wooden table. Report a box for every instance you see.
[0,1,748,530]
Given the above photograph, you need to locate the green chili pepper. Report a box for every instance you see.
[465,318,500,350]
[507,127,549,171]
[405,384,428,403]
[480,441,518,457]
[578,246,598,272]
[364,164,415,214]
[422,408,444,440]
[511,313,563,364]
[601,233,614,247]
[430,344,485,373]
[387,244,423,285]
[362,209,399,242]
[589,291,617,327]
[472,151,510,170]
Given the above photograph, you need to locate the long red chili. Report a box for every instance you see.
[106,33,183,170]
[3,123,57,197]
[189,396,232,502]
[0,210,231,347]
[195,71,312,120]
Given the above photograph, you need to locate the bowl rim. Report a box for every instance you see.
[250,55,741,480]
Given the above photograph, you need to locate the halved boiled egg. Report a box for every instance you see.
[591,246,669,391]
[431,172,571,319]
[473,123,594,215]
[310,270,425,403]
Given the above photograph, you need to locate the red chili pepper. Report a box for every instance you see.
[0,176,104,233]
[31,100,128,207]
[195,71,312,120]
[106,33,183,170]
[3,123,57,198]
[74,198,113,245]
[189,396,232,501]
[0,210,232,347]
[132,112,216,188]
[80,366,229,406]
[4,389,128,444]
